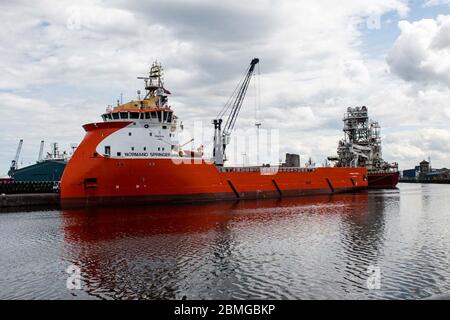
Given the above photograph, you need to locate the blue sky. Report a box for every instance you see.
[360,0,450,57]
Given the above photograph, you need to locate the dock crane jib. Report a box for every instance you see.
[8,139,23,177]
[213,58,260,166]
[38,140,45,162]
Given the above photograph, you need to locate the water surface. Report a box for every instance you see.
[0,183,449,299]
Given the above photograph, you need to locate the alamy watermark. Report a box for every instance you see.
[66,264,82,290]
[366,265,381,290]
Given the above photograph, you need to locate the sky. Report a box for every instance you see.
[1,0,450,174]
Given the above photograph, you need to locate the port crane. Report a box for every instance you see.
[8,139,23,177]
[38,140,45,162]
[213,58,260,166]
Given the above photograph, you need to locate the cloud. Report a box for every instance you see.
[3,0,450,174]
[424,0,450,7]
[387,15,450,86]
[384,127,450,169]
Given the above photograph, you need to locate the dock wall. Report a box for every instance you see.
[1,193,60,208]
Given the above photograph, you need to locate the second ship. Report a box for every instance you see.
[328,106,400,189]
[60,59,368,206]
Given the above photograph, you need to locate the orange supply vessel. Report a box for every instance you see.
[60,60,367,206]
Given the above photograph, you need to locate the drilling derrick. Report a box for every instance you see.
[337,107,372,168]
[334,106,397,172]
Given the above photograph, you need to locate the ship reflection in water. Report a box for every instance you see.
[58,185,449,300]
[0,184,449,299]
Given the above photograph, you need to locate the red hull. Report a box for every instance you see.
[368,171,399,189]
[60,122,368,206]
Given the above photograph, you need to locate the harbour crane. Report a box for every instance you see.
[38,140,45,162]
[8,139,23,177]
[213,58,260,166]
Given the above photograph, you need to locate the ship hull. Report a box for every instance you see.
[368,171,400,189]
[60,122,368,207]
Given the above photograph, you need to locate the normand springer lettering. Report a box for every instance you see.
[123,152,171,157]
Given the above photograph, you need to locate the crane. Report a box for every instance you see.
[38,140,45,162]
[213,58,260,166]
[8,139,23,177]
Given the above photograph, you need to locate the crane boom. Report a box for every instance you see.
[13,139,23,169]
[38,140,45,162]
[8,139,23,177]
[223,58,259,135]
[213,58,260,166]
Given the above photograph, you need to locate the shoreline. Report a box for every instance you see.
[400,179,450,184]
[1,193,59,209]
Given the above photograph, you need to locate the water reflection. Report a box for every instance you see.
[336,192,389,297]
[61,193,388,299]
[2,185,449,299]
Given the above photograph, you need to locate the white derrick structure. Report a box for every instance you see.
[334,106,398,172]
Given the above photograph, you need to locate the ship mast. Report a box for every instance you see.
[213,58,260,166]
[137,61,170,108]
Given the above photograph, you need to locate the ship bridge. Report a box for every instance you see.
[102,105,175,124]
[101,61,177,126]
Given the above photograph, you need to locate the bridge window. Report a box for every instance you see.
[151,112,157,119]
[120,112,128,119]
[167,111,173,123]
[130,112,139,119]
[157,111,162,122]
[145,112,151,119]
[112,113,120,120]
[106,114,112,120]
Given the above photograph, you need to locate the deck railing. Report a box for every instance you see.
[218,167,317,173]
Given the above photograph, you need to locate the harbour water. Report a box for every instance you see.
[0,183,449,300]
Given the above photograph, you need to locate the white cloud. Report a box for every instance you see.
[424,0,450,7]
[387,15,450,86]
[385,127,450,169]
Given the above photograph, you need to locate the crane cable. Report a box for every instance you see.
[216,64,252,120]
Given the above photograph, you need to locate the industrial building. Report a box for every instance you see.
[402,160,450,182]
